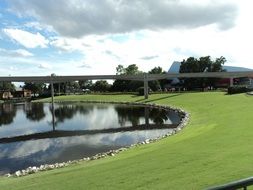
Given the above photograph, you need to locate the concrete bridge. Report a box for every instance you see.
[1,71,253,99]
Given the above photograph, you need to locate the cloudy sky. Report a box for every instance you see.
[0,0,252,76]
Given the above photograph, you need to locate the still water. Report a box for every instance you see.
[0,102,180,174]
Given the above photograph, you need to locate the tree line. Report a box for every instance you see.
[0,56,227,96]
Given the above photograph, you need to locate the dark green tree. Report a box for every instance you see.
[60,81,80,93]
[23,82,46,96]
[179,56,226,89]
[148,66,168,91]
[78,80,93,90]
[93,80,111,92]
[116,65,126,75]
[0,82,16,92]
[112,64,143,92]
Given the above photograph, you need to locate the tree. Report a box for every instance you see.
[0,82,15,92]
[52,83,65,95]
[179,56,226,89]
[93,80,111,92]
[78,80,93,90]
[112,64,143,92]
[148,66,168,91]
[61,81,80,94]
[116,65,126,75]
[125,64,140,75]
[149,66,163,74]
[23,82,46,96]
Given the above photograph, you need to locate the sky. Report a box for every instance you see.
[0,0,252,76]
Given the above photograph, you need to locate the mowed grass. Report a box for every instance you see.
[1,92,253,189]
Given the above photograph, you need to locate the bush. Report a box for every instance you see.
[137,87,144,96]
[227,86,251,94]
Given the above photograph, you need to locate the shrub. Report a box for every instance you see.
[227,86,251,94]
[137,87,144,96]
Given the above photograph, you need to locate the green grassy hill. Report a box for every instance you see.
[1,92,253,189]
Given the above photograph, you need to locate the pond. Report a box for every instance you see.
[0,102,181,175]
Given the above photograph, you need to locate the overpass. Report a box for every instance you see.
[1,71,253,99]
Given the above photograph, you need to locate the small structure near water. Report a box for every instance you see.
[13,88,32,98]
[0,88,31,100]
[0,91,13,99]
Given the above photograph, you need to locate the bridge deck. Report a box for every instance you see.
[0,71,253,82]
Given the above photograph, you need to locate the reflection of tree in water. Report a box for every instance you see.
[115,106,170,126]
[52,104,92,125]
[115,106,143,126]
[26,103,46,121]
[149,108,169,124]
[0,103,17,126]
[54,105,76,123]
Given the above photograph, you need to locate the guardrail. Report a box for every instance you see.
[207,176,253,190]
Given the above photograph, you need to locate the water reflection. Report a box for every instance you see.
[115,105,173,126]
[25,103,46,122]
[0,104,17,126]
[52,104,91,126]
[0,102,181,174]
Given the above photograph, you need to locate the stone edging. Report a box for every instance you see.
[5,101,190,178]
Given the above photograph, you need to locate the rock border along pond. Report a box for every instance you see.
[5,101,190,178]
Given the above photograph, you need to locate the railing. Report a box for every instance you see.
[207,176,253,190]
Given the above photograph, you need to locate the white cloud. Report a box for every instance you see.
[3,28,49,48]
[2,1,253,77]
[0,48,33,57]
[50,37,84,52]
[9,0,238,37]
[38,63,52,69]
[78,63,91,68]
[24,21,55,33]
[9,66,18,71]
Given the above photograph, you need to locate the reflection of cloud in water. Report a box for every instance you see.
[0,129,172,160]
[0,102,179,174]
[80,106,118,130]
[0,103,179,137]
[8,139,51,159]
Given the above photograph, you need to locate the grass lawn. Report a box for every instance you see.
[1,92,253,189]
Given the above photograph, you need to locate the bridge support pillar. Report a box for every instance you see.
[144,74,149,99]
[230,77,234,87]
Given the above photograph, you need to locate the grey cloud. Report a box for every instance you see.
[9,0,238,37]
[140,55,159,60]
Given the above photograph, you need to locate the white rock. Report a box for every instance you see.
[15,171,22,177]
[5,173,12,177]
